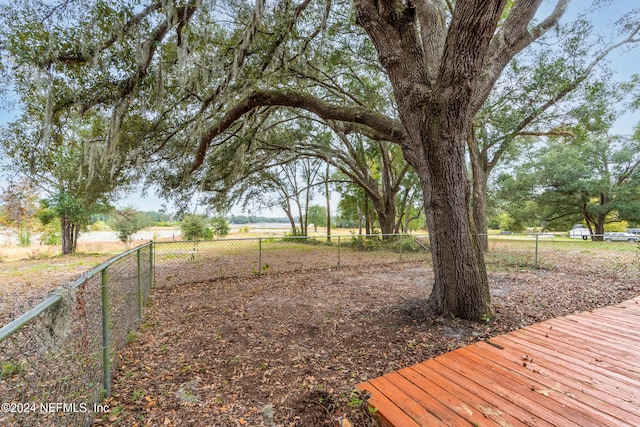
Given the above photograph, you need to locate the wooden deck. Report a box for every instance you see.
[357,297,640,426]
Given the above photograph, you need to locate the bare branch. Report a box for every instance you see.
[191,90,406,172]
[517,130,575,137]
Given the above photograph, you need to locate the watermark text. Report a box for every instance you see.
[1,402,109,414]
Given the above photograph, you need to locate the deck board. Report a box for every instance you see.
[357,296,640,426]
[469,342,640,424]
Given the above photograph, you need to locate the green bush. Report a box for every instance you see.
[202,227,214,240]
[350,235,382,251]
[180,215,208,240]
[210,216,230,237]
[42,230,61,245]
[40,221,62,245]
[391,236,420,253]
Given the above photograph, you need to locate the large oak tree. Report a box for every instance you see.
[189,0,574,320]
[5,0,624,319]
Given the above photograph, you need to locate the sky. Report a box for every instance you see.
[555,0,640,135]
[1,0,639,216]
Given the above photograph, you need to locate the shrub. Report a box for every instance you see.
[111,209,150,248]
[180,215,208,240]
[202,227,214,240]
[210,216,230,237]
[350,234,382,251]
[42,230,61,245]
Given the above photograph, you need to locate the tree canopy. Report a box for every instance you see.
[501,132,640,236]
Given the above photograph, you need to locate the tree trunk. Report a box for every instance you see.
[295,198,306,236]
[588,193,609,241]
[282,201,297,235]
[72,223,79,253]
[411,121,491,320]
[377,73,492,320]
[370,196,396,238]
[325,164,331,242]
[594,216,606,237]
[61,216,74,255]
[469,148,490,251]
[364,196,371,235]
[378,213,395,238]
[403,189,421,233]
[354,0,527,320]
[395,188,409,233]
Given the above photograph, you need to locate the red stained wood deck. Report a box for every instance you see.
[357,297,640,426]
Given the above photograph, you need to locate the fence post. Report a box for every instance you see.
[258,238,262,276]
[399,234,403,262]
[149,242,154,290]
[535,234,539,269]
[338,236,341,267]
[101,268,111,397]
[137,248,143,320]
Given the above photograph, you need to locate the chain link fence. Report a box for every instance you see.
[0,242,153,427]
[483,233,640,276]
[153,234,431,288]
[2,232,639,426]
[154,232,640,288]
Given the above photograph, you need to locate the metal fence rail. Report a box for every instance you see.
[0,242,153,427]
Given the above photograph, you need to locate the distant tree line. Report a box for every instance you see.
[228,215,289,224]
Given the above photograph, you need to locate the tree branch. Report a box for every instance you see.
[42,2,163,68]
[472,0,570,113]
[517,130,575,138]
[414,1,446,84]
[191,89,406,172]
[53,3,198,115]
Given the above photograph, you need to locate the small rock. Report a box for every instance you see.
[262,404,275,426]
[175,379,202,405]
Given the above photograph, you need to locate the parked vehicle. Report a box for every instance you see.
[569,225,591,240]
[604,232,639,242]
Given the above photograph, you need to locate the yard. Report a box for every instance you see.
[93,255,640,426]
[2,235,640,426]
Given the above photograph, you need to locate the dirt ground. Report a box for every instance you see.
[92,261,640,427]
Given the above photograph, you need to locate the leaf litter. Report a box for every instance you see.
[92,261,640,426]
